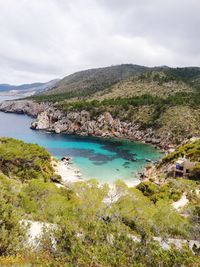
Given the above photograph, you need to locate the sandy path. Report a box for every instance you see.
[172,193,188,210]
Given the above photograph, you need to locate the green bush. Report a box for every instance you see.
[137,181,183,203]
[0,138,54,182]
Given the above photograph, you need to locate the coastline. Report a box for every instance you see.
[0,99,175,152]
[52,157,143,188]
[0,98,164,186]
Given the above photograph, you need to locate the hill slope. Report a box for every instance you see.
[31,65,200,104]
[0,137,55,182]
[0,138,199,266]
[44,64,164,97]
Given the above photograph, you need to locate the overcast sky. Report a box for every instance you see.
[0,0,199,84]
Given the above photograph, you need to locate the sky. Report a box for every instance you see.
[0,0,199,84]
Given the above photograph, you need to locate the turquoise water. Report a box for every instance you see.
[0,105,162,183]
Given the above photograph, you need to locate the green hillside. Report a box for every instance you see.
[44,64,153,97]
[28,66,200,146]
[0,138,55,182]
[0,138,199,266]
[32,65,200,101]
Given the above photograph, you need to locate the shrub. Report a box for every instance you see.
[0,138,54,182]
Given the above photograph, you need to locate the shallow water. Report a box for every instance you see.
[0,96,162,183]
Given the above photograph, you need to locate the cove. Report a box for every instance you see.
[0,110,162,183]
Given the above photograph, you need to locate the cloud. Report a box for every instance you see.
[0,0,199,84]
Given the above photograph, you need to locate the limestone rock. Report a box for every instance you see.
[0,100,171,149]
[0,100,47,117]
[31,111,50,129]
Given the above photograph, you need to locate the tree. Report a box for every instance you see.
[0,194,26,256]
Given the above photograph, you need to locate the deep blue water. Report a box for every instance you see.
[0,97,162,183]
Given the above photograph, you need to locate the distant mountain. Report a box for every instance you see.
[0,79,60,96]
[38,64,200,100]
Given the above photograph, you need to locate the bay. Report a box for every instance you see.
[0,96,162,183]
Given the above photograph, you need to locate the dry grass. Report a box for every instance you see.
[89,78,193,101]
[156,106,200,142]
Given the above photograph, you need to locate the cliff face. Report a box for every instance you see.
[0,100,175,149]
[0,100,48,117]
[30,106,168,147]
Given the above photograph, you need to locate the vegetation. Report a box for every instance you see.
[0,176,26,257]
[28,71,200,152]
[5,65,200,264]
[163,139,200,163]
[136,180,183,203]
[34,65,200,99]
[54,91,200,112]
[30,66,200,102]
[26,66,200,146]
[138,67,200,86]
[0,137,55,182]
[51,92,200,144]
[43,64,151,96]
[0,139,199,265]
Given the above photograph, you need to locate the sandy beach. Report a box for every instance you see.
[52,158,84,186]
[52,157,141,189]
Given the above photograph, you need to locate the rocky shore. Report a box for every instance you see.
[0,100,175,150]
[0,99,48,117]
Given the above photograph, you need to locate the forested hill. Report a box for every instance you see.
[36,64,200,100]
[43,64,166,97]
[27,65,200,146]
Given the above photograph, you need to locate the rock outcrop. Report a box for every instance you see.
[30,106,168,148]
[0,100,48,117]
[0,100,174,150]
[31,111,51,129]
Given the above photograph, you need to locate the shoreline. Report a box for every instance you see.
[34,127,165,153]
[0,101,164,186]
[52,158,142,188]
[0,100,165,186]
[0,99,175,152]
[52,158,84,186]
[31,123,168,153]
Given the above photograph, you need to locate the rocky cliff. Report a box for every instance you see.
[0,100,175,150]
[0,100,49,117]
[30,106,167,148]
